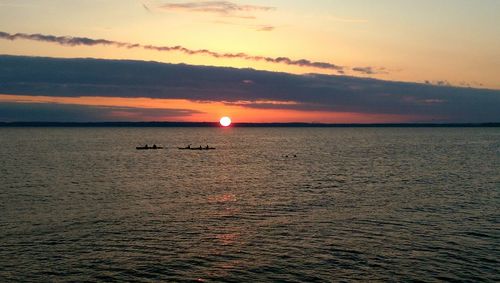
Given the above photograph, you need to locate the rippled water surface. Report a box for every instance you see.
[1,127,499,282]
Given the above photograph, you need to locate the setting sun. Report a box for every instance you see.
[220,116,232,127]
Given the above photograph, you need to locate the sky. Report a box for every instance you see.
[0,0,499,123]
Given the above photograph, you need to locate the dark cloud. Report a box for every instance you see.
[160,1,275,18]
[0,31,344,72]
[0,55,499,122]
[0,102,201,122]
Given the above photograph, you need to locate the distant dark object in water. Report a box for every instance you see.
[178,147,216,150]
[136,144,163,150]
[178,144,215,150]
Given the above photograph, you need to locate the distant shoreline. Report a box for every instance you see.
[1,122,499,127]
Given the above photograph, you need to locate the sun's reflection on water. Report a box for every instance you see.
[196,192,250,280]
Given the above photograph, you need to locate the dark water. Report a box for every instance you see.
[1,127,499,282]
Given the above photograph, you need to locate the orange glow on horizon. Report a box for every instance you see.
[0,94,428,123]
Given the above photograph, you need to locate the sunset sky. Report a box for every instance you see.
[1,0,499,123]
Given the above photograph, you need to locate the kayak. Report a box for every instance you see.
[178,147,216,150]
[136,146,163,150]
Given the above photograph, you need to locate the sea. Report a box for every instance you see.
[0,127,499,282]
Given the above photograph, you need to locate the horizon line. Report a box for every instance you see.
[1,121,499,128]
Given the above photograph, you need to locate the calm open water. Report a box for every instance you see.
[0,127,499,282]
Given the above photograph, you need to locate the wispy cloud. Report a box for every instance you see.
[135,0,152,12]
[0,31,344,72]
[352,66,388,75]
[142,3,152,13]
[429,80,484,88]
[329,16,368,24]
[257,25,274,32]
[424,80,451,87]
[212,20,274,31]
[160,1,275,19]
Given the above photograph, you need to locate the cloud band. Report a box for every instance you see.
[1,55,499,122]
[0,31,345,72]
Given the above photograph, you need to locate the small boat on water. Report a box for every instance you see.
[178,145,216,150]
[136,145,163,150]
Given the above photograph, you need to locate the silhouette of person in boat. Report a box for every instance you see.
[152,144,157,149]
